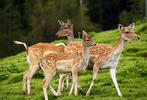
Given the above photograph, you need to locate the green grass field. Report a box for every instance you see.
[0,23,147,100]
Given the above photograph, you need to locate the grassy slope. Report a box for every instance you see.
[0,23,147,100]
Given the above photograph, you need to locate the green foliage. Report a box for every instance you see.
[119,0,145,25]
[0,0,100,58]
[0,23,147,100]
[0,0,146,58]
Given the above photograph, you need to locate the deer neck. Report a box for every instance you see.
[81,42,90,69]
[67,29,75,43]
[112,34,127,55]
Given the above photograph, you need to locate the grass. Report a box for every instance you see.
[0,23,147,100]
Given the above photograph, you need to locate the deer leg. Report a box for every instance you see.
[61,77,65,92]
[69,71,76,96]
[110,67,122,97]
[48,85,59,96]
[27,64,39,95]
[72,70,78,96]
[77,72,83,93]
[23,58,33,95]
[66,75,69,90]
[23,71,28,95]
[57,74,67,95]
[69,82,74,96]
[43,73,55,100]
[69,82,83,96]
[86,63,100,96]
[77,84,83,93]
[43,77,49,100]
[71,73,83,92]
[75,81,78,96]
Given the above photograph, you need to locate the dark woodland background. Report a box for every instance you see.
[0,0,146,58]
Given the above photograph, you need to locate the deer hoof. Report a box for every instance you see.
[28,93,31,95]
[23,90,26,95]
[118,93,123,97]
[86,91,90,96]
[61,89,64,92]
[57,92,61,96]
[66,88,69,91]
[69,93,72,96]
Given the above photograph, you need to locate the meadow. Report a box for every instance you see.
[0,23,147,100]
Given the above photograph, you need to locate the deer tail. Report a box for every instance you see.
[13,40,27,50]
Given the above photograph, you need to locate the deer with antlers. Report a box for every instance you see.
[39,31,96,100]
[56,21,140,96]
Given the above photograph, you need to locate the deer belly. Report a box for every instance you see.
[56,60,73,73]
[78,63,88,72]
[100,56,120,69]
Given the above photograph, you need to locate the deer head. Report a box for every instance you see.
[118,23,140,41]
[78,30,96,47]
[56,20,73,37]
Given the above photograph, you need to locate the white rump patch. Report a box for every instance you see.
[27,55,32,68]
[55,43,66,46]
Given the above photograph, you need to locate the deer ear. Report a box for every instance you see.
[58,20,64,26]
[118,24,123,31]
[128,23,135,30]
[78,32,83,39]
[67,19,73,26]
[82,30,88,35]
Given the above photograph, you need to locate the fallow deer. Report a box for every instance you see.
[13,20,74,95]
[56,23,140,96]
[39,31,96,100]
[57,20,75,43]
[56,20,85,94]
[56,20,75,93]
[13,41,65,95]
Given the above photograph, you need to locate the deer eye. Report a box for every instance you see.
[125,31,129,34]
[68,25,71,27]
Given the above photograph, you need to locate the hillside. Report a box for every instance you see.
[0,23,147,100]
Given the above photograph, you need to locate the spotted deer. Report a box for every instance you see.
[57,23,140,96]
[56,20,84,94]
[39,31,96,100]
[57,20,75,43]
[13,41,65,95]
[56,20,74,93]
